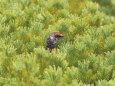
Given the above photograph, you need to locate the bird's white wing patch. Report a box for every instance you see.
[50,36,54,40]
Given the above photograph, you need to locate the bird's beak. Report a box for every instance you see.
[60,34,64,37]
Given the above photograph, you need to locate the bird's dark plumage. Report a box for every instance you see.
[46,32,64,52]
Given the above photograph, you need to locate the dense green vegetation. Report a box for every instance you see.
[0,0,115,85]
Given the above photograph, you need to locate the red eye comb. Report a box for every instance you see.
[55,33,61,36]
[55,33,64,37]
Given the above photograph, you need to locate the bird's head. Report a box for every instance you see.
[49,32,64,41]
[54,33,64,38]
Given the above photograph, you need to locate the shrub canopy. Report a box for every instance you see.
[0,0,115,85]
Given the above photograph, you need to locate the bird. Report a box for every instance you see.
[46,32,64,52]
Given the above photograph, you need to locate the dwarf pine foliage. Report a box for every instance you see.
[0,0,115,86]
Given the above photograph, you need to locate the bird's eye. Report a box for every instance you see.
[55,35,59,37]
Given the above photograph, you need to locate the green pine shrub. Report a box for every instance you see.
[0,0,115,85]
